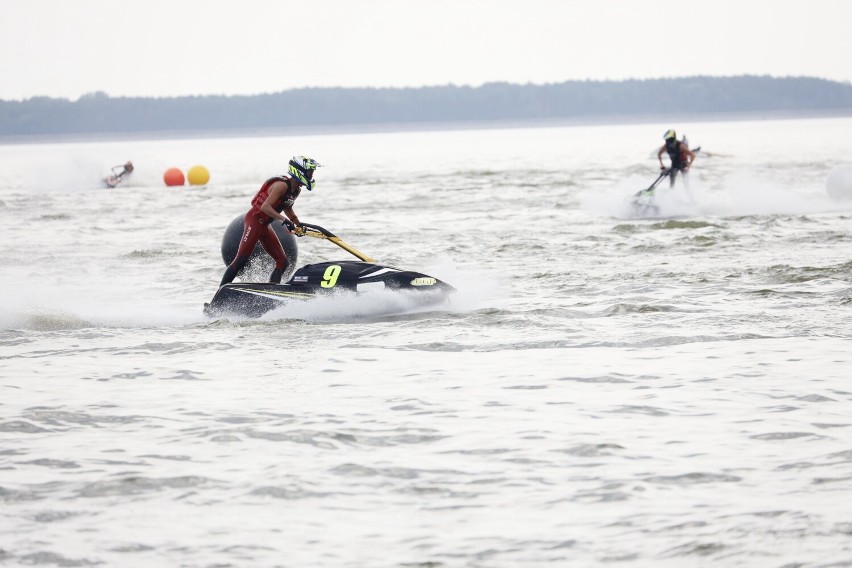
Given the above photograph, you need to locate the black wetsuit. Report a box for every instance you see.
[665,140,690,187]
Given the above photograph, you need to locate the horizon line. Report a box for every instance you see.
[3,74,851,104]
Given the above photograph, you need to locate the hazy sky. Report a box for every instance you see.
[2,0,850,101]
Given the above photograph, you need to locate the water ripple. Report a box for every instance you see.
[645,472,743,485]
[78,475,212,498]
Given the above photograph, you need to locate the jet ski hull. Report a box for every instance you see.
[204,260,454,318]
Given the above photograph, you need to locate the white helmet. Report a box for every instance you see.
[288,155,322,191]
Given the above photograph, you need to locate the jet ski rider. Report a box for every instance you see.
[657,129,696,188]
[219,155,322,287]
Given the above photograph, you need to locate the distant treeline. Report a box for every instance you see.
[2,75,852,137]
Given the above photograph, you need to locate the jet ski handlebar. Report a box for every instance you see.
[287,222,377,263]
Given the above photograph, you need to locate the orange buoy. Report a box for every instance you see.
[163,167,185,186]
[187,164,210,186]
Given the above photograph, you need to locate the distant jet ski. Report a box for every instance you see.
[631,167,672,216]
[203,223,455,318]
[104,161,134,188]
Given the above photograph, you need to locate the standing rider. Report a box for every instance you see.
[219,155,322,287]
[657,130,696,187]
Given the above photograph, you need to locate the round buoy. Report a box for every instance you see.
[826,164,852,201]
[220,214,298,279]
[188,164,210,186]
[163,167,185,186]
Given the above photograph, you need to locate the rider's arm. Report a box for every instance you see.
[282,205,299,226]
[259,181,289,222]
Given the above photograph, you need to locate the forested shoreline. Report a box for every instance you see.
[3,75,852,138]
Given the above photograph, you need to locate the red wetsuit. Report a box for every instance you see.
[222,176,301,285]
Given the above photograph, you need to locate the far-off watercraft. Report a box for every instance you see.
[104,161,134,188]
[203,223,455,318]
[631,167,673,216]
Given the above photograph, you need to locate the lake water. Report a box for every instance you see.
[1,116,851,567]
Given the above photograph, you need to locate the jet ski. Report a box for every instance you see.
[630,167,671,216]
[104,161,134,188]
[203,223,455,318]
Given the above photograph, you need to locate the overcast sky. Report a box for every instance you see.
[2,0,851,101]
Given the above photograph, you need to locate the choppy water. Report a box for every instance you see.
[1,117,852,567]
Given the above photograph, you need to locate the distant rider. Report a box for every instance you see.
[657,130,696,187]
[219,155,322,287]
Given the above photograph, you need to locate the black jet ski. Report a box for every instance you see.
[203,223,455,318]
